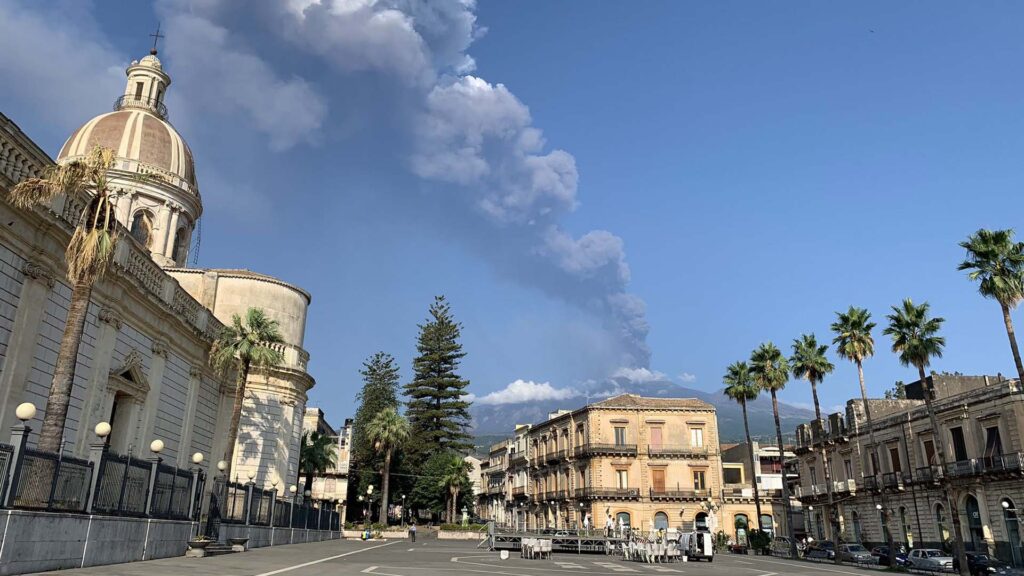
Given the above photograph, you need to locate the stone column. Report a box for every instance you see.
[139,340,168,452]
[163,208,180,259]
[74,308,121,455]
[150,201,172,257]
[0,262,52,437]
[977,484,996,555]
[177,367,203,467]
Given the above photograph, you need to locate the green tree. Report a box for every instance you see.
[831,307,895,558]
[403,296,473,462]
[367,407,410,523]
[438,453,472,523]
[883,381,907,400]
[958,228,1024,384]
[722,361,763,532]
[8,147,118,452]
[790,333,842,563]
[351,352,401,496]
[299,430,338,495]
[410,450,469,520]
[209,307,284,466]
[883,299,969,576]
[749,342,796,557]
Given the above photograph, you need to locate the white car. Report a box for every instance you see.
[906,549,953,571]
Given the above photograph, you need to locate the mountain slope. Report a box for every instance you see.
[469,377,815,443]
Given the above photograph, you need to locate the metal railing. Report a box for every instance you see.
[647,445,709,458]
[149,462,195,520]
[574,487,640,500]
[574,443,638,457]
[92,450,151,516]
[114,95,169,119]
[649,488,710,500]
[10,449,92,512]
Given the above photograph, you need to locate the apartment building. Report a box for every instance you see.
[792,374,1024,567]
[721,442,803,540]
[478,393,783,538]
[301,409,352,515]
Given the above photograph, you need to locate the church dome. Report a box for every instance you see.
[57,109,197,194]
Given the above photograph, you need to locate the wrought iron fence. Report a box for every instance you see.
[222,480,249,523]
[0,444,13,499]
[250,486,273,526]
[10,449,92,512]
[149,462,194,520]
[93,450,151,516]
[273,499,291,527]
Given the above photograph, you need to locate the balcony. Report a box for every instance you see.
[650,488,710,501]
[833,479,857,494]
[574,487,640,500]
[861,476,881,492]
[512,486,527,497]
[540,490,568,502]
[647,445,709,459]
[574,443,638,458]
[114,95,169,120]
[914,466,942,485]
[509,453,528,467]
[545,449,566,464]
[881,472,910,491]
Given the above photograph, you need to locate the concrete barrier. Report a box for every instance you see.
[0,509,340,575]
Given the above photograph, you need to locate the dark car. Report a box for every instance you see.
[953,552,1024,576]
[871,545,909,567]
[806,541,835,560]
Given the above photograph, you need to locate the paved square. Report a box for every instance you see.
[32,537,892,576]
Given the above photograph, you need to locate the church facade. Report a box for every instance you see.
[0,50,314,490]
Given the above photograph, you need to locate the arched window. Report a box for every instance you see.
[760,514,774,536]
[900,506,913,548]
[130,210,153,248]
[695,511,708,531]
[734,514,749,546]
[1002,498,1022,566]
[654,512,668,530]
[852,510,863,543]
[616,512,631,530]
[966,495,984,552]
[171,226,188,264]
[936,504,949,545]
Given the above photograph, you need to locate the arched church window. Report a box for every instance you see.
[130,211,153,248]
[172,226,188,264]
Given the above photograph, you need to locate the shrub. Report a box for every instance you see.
[439,523,488,531]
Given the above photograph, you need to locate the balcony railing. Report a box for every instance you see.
[545,449,566,463]
[914,466,942,484]
[574,443,638,457]
[650,488,710,501]
[512,486,527,496]
[114,95,169,119]
[862,476,881,492]
[647,445,709,458]
[574,487,640,500]
[540,490,568,501]
[881,472,910,490]
[509,453,528,466]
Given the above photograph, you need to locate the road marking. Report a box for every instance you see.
[593,561,638,572]
[408,548,415,552]
[740,557,867,576]
[555,562,585,569]
[253,541,399,576]
[361,567,405,576]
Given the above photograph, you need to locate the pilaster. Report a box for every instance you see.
[0,261,53,437]
[152,202,172,256]
[176,366,203,467]
[74,308,121,455]
[139,339,169,452]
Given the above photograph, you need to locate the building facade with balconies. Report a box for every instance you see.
[792,374,1024,567]
[478,393,784,537]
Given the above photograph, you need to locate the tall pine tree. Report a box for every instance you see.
[350,352,401,497]
[404,296,473,464]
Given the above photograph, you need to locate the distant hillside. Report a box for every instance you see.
[469,377,814,443]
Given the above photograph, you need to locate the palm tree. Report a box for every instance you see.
[8,146,118,452]
[958,228,1024,384]
[884,298,969,576]
[831,307,895,559]
[437,453,470,523]
[299,430,338,496]
[749,342,796,557]
[790,333,842,564]
[367,407,410,524]
[723,361,764,532]
[210,307,285,467]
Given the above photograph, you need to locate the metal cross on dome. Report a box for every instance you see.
[149,23,164,55]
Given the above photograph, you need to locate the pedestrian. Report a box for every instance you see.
[410,521,417,543]
[617,516,625,537]
[605,514,614,537]
[583,513,591,533]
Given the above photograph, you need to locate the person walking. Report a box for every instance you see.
[583,513,591,533]
[410,521,417,543]
[605,514,614,537]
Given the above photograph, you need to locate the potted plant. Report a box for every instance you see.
[228,537,249,552]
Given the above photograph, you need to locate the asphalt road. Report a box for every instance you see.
[32,537,891,576]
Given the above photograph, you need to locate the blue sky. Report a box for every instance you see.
[2,1,1023,421]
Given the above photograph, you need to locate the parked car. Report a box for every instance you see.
[805,540,835,560]
[769,536,803,557]
[952,552,1024,576]
[871,545,909,567]
[906,549,954,571]
[840,543,877,564]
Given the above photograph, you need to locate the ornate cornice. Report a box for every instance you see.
[20,261,54,288]
[151,339,169,358]
[98,308,123,330]
[189,366,203,380]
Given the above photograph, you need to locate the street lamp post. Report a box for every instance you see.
[400,494,406,527]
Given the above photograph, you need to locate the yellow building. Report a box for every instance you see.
[478,393,781,537]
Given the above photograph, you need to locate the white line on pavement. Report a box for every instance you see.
[740,557,869,576]
[254,541,399,576]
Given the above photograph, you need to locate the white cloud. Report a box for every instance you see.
[678,372,697,383]
[0,0,124,128]
[476,379,578,405]
[412,76,578,223]
[611,367,668,384]
[162,12,327,151]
